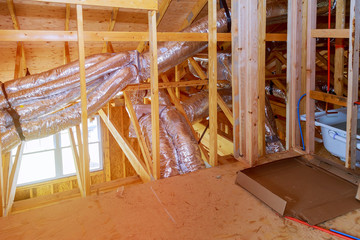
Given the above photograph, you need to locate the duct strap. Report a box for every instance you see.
[1,83,25,140]
[219,0,231,32]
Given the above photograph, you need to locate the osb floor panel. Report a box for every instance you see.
[0,161,359,240]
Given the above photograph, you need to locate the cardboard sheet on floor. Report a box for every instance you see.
[235,156,360,225]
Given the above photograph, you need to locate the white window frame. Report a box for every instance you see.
[13,116,103,186]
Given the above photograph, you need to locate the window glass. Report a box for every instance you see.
[13,116,103,186]
[23,135,54,154]
[17,151,56,185]
[61,147,76,175]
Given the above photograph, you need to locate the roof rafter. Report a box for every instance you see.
[7,0,27,78]
[136,0,172,53]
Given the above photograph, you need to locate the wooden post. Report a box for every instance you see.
[232,0,245,158]
[232,0,261,165]
[76,5,91,196]
[301,0,308,115]
[345,0,360,169]
[64,3,71,64]
[306,0,317,154]
[286,0,302,150]
[334,0,345,98]
[102,7,119,53]
[208,0,217,166]
[68,128,84,196]
[123,92,153,174]
[258,0,266,156]
[148,11,160,179]
[98,110,151,182]
[136,0,172,53]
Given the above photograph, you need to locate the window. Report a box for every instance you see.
[12,116,103,186]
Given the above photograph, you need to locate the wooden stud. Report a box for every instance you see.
[136,0,172,53]
[208,0,217,166]
[102,7,119,53]
[334,0,346,98]
[305,0,317,154]
[98,110,152,182]
[7,0,27,78]
[32,0,158,10]
[311,29,349,38]
[64,4,71,64]
[301,0,307,122]
[123,92,153,174]
[0,155,7,216]
[309,90,347,107]
[286,0,302,150]
[4,143,24,215]
[68,127,84,196]
[258,0,266,156]
[345,0,360,169]
[76,5,91,196]
[232,0,245,158]
[148,10,160,179]
[13,42,22,79]
[232,1,260,164]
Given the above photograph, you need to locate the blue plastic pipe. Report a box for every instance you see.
[330,229,360,240]
[297,94,307,150]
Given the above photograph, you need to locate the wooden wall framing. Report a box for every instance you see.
[306,0,360,170]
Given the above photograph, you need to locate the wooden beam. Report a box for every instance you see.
[102,7,119,53]
[217,93,234,125]
[311,29,349,38]
[232,0,245,159]
[160,74,210,165]
[76,5,91,196]
[309,90,347,107]
[123,80,218,91]
[4,143,24,216]
[258,0,266,156]
[286,0,302,150]
[123,92,153,174]
[7,0,27,78]
[0,30,232,42]
[0,30,288,43]
[68,127,84,197]
[334,0,346,97]
[148,11,160,179]
[64,4,71,64]
[136,0,172,53]
[179,0,207,31]
[208,0,217,167]
[98,110,152,182]
[32,0,158,10]
[12,175,141,213]
[306,0,317,154]
[345,0,360,169]
[13,42,22,79]
[188,57,207,79]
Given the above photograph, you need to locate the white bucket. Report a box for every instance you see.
[301,107,360,163]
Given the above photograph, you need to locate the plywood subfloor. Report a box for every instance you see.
[0,160,359,240]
